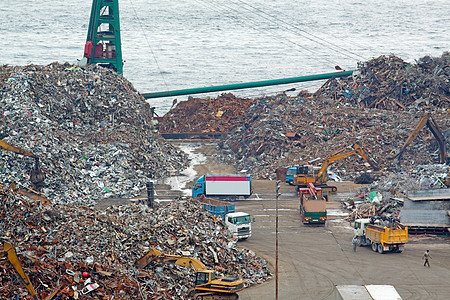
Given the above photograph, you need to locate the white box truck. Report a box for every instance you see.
[192,174,252,200]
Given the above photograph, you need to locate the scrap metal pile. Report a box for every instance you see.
[0,63,188,204]
[0,187,270,299]
[157,93,256,134]
[343,164,449,221]
[215,94,448,179]
[315,53,450,110]
[159,53,449,179]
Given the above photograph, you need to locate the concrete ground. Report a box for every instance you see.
[97,141,450,299]
[183,141,450,300]
[237,180,450,300]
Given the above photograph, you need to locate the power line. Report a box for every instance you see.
[231,0,368,61]
[127,0,169,89]
[192,0,342,68]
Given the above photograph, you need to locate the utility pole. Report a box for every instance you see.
[146,182,154,208]
[275,180,281,300]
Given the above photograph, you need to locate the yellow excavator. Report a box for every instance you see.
[137,248,244,300]
[391,112,447,164]
[0,139,46,187]
[1,242,38,300]
[293,144,379,192]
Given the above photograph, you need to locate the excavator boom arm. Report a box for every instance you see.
[396,112,430,160]
[0,140,36,157]
[316,144,378,183]
[426,117,447,164]
[137,248,206,270]
[316,150,357,183]
[0,139,46,186]
[395,112,447,163]
[1,242,38,300]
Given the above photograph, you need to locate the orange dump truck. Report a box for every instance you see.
[354,218,408,254]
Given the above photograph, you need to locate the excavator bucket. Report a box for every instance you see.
[29,157,45,186]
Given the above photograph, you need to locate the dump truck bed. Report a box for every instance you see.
[302,198,326,212]
[366,224,408,244]
[301,196,327,224]
[196,196,235,217]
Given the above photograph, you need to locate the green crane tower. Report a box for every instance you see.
[83,0,123,74]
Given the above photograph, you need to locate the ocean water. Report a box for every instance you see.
[1,0,449,115]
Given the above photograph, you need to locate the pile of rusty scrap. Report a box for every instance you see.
[157,53,449,180]
[315,53,450,110]
[215,92,449,179]
[0,63,188,204]
[156,93,256,135]
[0,186,270,299]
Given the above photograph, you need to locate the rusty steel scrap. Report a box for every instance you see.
[0,187,271,299]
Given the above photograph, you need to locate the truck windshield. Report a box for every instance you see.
[234,216,251,224]
[286,169,296,176]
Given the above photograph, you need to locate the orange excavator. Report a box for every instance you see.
[1,242,38,299]
[0,139,45,187]
[392,112,447,164]
[293,144,379,192]
[137,248,244,299]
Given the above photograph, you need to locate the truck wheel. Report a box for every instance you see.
[377,244,384,254]
[371,242,377,252]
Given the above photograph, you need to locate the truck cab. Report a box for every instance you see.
[192,176,206,197]
[225,212,252,240]
[286,166,309,185]
[354,218,371,244]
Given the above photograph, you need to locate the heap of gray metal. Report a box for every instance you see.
[0,63,188,205]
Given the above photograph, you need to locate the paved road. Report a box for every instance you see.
[124,141,450,300]
[236,180,450,300]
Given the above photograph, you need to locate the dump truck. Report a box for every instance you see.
[196,196,252,240]
[192,174,252,199]
[354,218,408,254]
[299,183,327,224]
[137,248,244,299]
